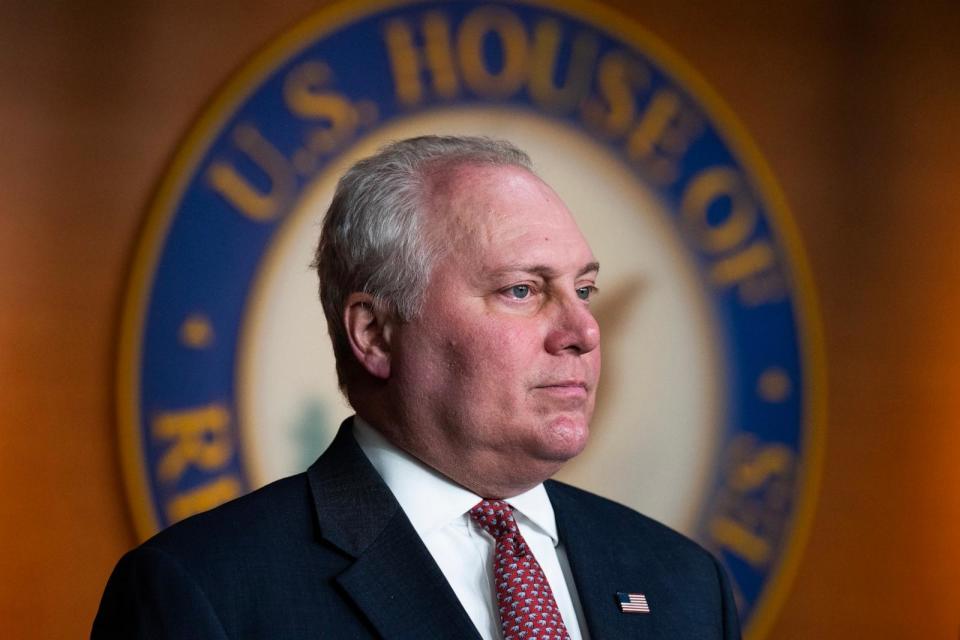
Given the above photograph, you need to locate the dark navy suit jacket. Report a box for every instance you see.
[93,422,741,639]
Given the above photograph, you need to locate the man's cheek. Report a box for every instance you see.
[484,322,532,349]
[590,350,602,383]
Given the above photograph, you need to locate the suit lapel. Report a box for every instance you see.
[547,481,683,640]
[336,509,482,639]
[307,420,481,640]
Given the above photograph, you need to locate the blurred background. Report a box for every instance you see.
[1,1,959,637]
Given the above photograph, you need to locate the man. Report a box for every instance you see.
[94,136,740,639]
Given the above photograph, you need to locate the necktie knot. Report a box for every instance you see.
[469,499,519,540]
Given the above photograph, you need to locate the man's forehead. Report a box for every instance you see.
[459,213,597,282]
[424,162,596,275]
[426,160,530,196]
[430,165,576,229]
[427,163,539,231]
[486,261,601,279]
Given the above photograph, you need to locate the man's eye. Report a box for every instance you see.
[576,286,596,301]
[508,284,531,299]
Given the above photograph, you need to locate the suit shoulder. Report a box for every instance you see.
[141,472,315,559]
[545,479,713,561]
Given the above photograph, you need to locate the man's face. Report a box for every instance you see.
[387,164,601,494]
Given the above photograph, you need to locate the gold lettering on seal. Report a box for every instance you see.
[384,12,458,106]
[682,166,757,253]
[581,51,651,138]
[458,6,528,98]
[528,19,598,112]
[626,89,703,185]
[152,403,232,483]
[284,61,361,155]
[206,125,296,221]
[706,435,795,568]
[383,8,603,115]
[681,166,785,305]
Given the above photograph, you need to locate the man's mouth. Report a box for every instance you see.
[534,380,589,399]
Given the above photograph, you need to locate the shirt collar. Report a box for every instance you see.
[505,483,559,545]
[351,416,559,545]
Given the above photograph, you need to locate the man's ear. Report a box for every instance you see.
[343,292,393,380]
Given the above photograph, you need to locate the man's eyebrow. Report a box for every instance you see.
[488,262,600,279]
[578,261,601,277]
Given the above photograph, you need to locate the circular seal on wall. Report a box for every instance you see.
[115,1,825,637]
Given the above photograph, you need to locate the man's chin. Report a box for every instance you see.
[538,417,591,462]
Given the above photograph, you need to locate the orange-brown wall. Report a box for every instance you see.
[2,2,958,637]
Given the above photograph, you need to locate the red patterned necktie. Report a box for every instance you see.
[469,499,571,640]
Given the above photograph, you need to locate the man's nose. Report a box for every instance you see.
[544,295,600,355]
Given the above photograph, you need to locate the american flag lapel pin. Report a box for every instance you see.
[616,592,650,614]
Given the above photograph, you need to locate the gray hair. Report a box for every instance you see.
[314,135,532,388]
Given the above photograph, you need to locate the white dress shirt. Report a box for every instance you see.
[352,417,590,640]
